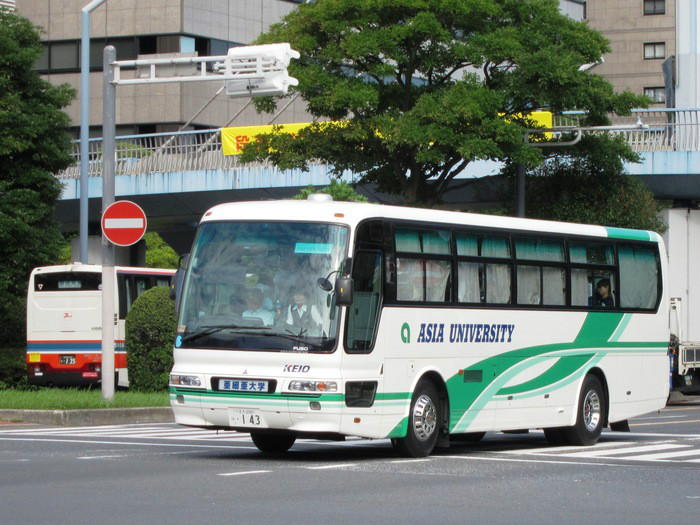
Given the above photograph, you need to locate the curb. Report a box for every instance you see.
[0,407,174,426]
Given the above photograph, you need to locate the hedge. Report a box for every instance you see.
[125,286,177,391]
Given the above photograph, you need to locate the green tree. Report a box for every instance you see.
[292,179,369,202]
[125,286,176,391]
[144,232,179,269]
[524,135,666,232]
[0,12,75,347]
[240,0,647,206]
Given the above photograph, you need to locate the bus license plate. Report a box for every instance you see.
[228,408,266,428]
[60,355,76,365]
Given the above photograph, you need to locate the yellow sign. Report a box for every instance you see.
[28,353,40,363]
[221,123,311,156]
[221,111,553,155]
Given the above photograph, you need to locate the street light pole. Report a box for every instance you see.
[79,0,108,263]
[101,45,116,400]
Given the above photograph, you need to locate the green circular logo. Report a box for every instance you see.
[401,323,410,344]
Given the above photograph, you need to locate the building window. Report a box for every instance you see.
[644,42,665,59]
[49,41,79,70]
[644,87,666,104]
[644,0,665,15]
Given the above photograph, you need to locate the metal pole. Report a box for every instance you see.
[515,163,526,218]
[80,0,108,263]
[101,45,116,401]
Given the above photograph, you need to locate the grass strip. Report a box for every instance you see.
[0,388,169,410]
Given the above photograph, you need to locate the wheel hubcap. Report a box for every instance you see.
[583,390,601,432]
[412,394,437,441]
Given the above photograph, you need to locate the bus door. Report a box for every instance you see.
[342,221,386,436]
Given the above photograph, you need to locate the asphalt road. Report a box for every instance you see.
[1,402,698,525]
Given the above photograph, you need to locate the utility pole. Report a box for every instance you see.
[101,45,116,400]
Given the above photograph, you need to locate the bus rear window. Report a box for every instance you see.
[34,272,101,292]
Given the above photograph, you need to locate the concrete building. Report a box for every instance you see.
[17,0,313,136]
[586,0,698,109]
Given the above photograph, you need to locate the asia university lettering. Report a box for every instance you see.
[416,323,515,344]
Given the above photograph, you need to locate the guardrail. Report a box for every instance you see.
[55,108,699,179]
[553,108,700,152]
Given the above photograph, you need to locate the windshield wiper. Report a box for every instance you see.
[250,330,323,349]
[181,324,270,344]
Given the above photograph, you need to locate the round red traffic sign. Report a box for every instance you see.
[101,200,147,246]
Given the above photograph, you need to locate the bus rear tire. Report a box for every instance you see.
[564,374,606,446]
[250,432,296,453]
[393,379,441,458]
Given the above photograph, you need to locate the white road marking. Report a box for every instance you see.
[439,455,626,467]
[306,463,357,470]
[390,459,431,464]
[0,437,254,449]
[632,415,688,420]
[500,441,637,455]
[218,470,271,477]
[626,448,700,461]
[562,443,687,458]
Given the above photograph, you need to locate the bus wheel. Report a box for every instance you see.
[565,375,606,446]
[250,432,296,453]
[394,379,440,458]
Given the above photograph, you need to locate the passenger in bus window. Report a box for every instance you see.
[593,278,614,308]
[286,282,322,333]
[242,288,274,326]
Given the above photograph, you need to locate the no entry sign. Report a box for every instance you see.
[101,200,147,246]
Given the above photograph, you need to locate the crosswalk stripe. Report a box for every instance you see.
[628,449,700,461]
[560,443,687,458]
[501,440,637,455]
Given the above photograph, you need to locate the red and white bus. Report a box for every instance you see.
[27,264,175,387]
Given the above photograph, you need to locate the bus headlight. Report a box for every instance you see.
[288,380,337,393]
[170,374,204,388]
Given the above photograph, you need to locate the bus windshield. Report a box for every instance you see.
[177,221,349,353]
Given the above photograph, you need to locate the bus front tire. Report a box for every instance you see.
[393,379,441,458]
[250,432,296,454]
[564,375,606,446]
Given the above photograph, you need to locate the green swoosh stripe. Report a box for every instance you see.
[496,353,594,396]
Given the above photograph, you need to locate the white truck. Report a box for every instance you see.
[662,208,700,397]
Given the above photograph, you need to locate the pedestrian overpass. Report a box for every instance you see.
[55,108,700,254]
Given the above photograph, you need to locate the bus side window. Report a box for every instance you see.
[346,250,382,352]
[135,277,149,298]
[117,274,128,319]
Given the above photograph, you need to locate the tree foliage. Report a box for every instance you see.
[0,12,75,347]
[240,0,647,206]
[524,135,666,232]
[292,179,369,202]
[125,286,177,391]
[144,232,179,269]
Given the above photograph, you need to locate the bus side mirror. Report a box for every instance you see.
[170,253,189,308]
[335,276,353,306]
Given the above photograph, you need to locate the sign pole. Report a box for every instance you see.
[101,46,117,401]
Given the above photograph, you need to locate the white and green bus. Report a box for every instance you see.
[170,196,669,457]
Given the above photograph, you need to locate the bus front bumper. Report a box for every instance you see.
[169,388,387,439]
